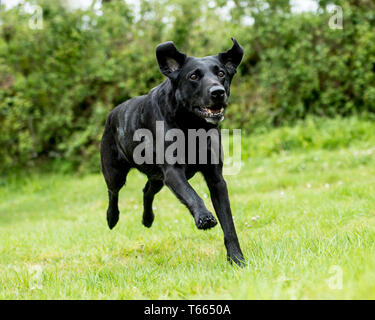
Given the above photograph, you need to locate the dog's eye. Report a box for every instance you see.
[190,74,198,80]
[218,71,225,78]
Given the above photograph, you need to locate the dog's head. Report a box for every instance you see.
[156,38,243,125]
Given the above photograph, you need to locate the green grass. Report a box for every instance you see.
[1,117,375,299]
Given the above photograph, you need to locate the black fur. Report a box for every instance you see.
[100,38,245,266]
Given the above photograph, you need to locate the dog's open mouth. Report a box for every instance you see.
[194,106,225,123]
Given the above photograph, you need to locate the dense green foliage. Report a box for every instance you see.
[0,0,374,172]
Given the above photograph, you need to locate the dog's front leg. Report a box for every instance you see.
[163,166,218,230]
[203,166,245,267]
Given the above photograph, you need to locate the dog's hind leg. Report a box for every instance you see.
[105,171,128,230]
[100,130,130,230]
[103,163,130,229]
[142,180,163,228]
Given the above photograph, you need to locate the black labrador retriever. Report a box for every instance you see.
[100,38,245,266]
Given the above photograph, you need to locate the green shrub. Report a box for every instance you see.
[0,0,374,173]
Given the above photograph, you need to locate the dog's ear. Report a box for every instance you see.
[156,41,187,79]
[218,38,244,75]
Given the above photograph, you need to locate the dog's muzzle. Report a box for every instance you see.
[194,105,226,124]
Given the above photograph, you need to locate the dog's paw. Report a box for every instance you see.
[227,253,246,268]
[142,212,154,228]
[196,212,218,230]
[107,209,119,230]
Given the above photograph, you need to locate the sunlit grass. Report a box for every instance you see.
[1,118,375,299]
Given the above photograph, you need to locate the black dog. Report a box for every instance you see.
[100,38,245,266]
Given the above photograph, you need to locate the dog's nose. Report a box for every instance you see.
[210,86,225,100]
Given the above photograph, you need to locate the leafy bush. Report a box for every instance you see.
[0,0,374,173]
[227,0,375,128]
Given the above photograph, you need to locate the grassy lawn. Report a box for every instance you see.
[1,117,375,299]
